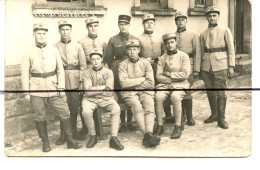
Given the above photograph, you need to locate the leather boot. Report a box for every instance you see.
[119,111,127,133]
[204,95,218,123]
[143,132,161,147]
[78,107,88,137]
[109,136,124,150]
[164,104,174,123]
[126,110,137,131]
[71,111,86,141]
[181,113,184,131]
[61,119,82,149]
[154,125,164,136]
[171,125,182,139]
[86,135,97,148]
[35,121,51,152]
[217,97,229,129]
[181,100,187,123]
[55,122,66,145]
[185,99,195,126]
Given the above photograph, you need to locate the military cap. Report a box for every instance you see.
[206,6,221,15]
[58,20,72,29]
[175,11,188,20]
[162,33,176,42]
[90,48,103,58]
[118,15,131,24]
[33,23,48,32]
[126,39,140,48]
[142,14,155,23]
[85,16,99,26]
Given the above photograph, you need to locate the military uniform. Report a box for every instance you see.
[78,16,106,67]
[104,15,137,132]
[21,24,82,152]
[82,49,124,150]
[175,11,201,126]
[54,20,87,142]
[200,6,235,129]
[155,33,190,139]
[118,39,160,147]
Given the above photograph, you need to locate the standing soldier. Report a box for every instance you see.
[54,20,87,144]
[200,6,235,129]
[174,11,201,127]
[82,49,124,150]
[138,14,173,125]
[119,39,160,147]
[21,24,82,152]
[155,33,190,139]
[78,15,106,136]
[104,15,137,132]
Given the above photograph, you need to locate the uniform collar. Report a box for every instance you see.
[119,32,129,41]
[177,27,186,33]
[209,24,218,28]
[61,38,71,44]
[167,49,177,55]
[93,65,103,71]
[144,30,153,35]
[129,57,139,63]
[36,43,46,49]
[88,34,98,39]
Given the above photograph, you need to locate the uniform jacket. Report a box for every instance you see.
[118,58,155,98]
[104,33,138,68]
[54,40,87,89]
[200,25,235,72]
[176,29,201,73]
[156,50,190,89]
[83,67,114,100]
[21,44,65,97]
[78,35,106,65]
[139,32,164,60]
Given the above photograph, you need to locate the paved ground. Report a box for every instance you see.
[4,74,252,157]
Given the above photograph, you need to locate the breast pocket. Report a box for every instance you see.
[114,44,123,56]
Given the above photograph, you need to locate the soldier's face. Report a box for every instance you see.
[34,30,47,45]
[91,54,103,68]
[143,20,155,32]
[175,18,187,28]
[87,23,99,35]
[118,22,130,34]
[207,12,219,25]
[127,47,140,61]
[59,25,71,39]
[165,38,177,51]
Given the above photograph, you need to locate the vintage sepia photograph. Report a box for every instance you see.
[3,0,253,158]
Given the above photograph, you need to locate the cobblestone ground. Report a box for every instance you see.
[4,75,252,157]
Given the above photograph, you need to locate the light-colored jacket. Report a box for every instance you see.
[118,58,155,98]
[176,29,201,73]
[200,25,235,72]
[21,44,65,97]
[54,40,87,89]
[156,50,190,89]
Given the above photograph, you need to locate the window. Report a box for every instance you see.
[132,0,176,16]
[32,0,107,18]
[188,0,214,16]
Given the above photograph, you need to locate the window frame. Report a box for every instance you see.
[188,0,214,16]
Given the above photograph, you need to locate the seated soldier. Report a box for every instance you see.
[81,48,124,150]
[118,39,160,147]
[154,33,190,139]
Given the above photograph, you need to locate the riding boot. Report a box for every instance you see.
[204,95,218,123]
[55,121,66,145]
[35,121,51,152]
[61,118,82,149]
[71,111,85,141]
[185,99,195,126]
[119,111,127,133]
[217,96,229,129]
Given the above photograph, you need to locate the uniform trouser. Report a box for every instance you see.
[65,90,80,119]
[30,95,70,121]
[123,92,155,134]
[82,98,120,136]
[155,90,186,126]
[200,69,228,98]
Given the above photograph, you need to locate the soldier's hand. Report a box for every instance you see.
[140,77,146,82]
[24,94,30,101]
[78,82,84,94]
[228,67,235,78]
[163,71,170,77]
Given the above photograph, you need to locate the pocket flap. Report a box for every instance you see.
[216,53,227,60]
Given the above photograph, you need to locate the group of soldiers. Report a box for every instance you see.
[21,5,235,152]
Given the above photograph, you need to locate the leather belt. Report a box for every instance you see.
[64,65,80,70]
[204,47,227,53]
[31,72,55,78]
